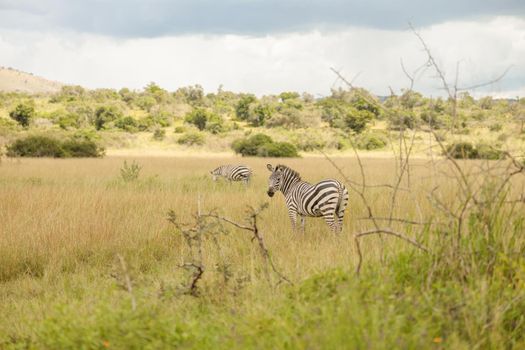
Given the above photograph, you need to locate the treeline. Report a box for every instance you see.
[0,83,524,157]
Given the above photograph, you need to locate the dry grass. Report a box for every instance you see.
[1,155,524,348]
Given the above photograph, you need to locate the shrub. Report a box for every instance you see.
[445,142,478,159]
[420,110,445,129]
[137,117,154,131]
[248,103,272,127]
[257,142,299,157]
[6,136,65,157]
[265,107,305,128]
[152,128,166,141]
[62,139,105,157]
[149,111,172,127]
[319,98,373,133]
[114,116,138,132]
[235,95,257,121]
[94,105,122,130]
[57,113,81,130]
[388,110,419,130]
[0,117,17,130]
[9,102,35,127]
[184,109,223,133]
[232,133,299,157]
[174,126,186,133]
[204,114,224,134]
[120,160,142,182]
[355,133,387,150]
[476,143,505,160]
[177,131,205,146]
[445,142,504,160]
[292,131,326,151]
[232,134,273,156]
[6,135,104,158]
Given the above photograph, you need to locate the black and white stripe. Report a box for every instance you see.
[266,164,349,233]
[210,164,252,184]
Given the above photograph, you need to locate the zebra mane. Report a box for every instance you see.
[276,164,301,181]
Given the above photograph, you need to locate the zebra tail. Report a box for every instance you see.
[334,183,345,220]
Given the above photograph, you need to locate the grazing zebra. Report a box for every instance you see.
[210,164,252,184]
[266,164,349,233]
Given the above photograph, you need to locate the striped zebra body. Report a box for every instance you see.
[266,164,349,233]
[210,165,252,184]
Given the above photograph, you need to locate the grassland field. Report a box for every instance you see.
[1,154,525,349]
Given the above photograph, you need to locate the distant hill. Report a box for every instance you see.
[0,66,64,94]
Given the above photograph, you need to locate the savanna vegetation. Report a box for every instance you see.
[1,83,524,158]
[0,154,524,348]
[1,68,525,349]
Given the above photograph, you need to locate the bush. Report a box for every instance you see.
[257,142,299,157]
[265,108,305,128]
[232,133,299,157]
[355,133,387,150]
[94,105,122,130]
[445,142,478,159]
[120,160,142,182]
[57,113,81,130]
[62,139,105,157]
[232,134,273,156]
[235,95,257,121]
[174,126,186,133]
[319,98,373,133]
[6,135,104,158]
[476,143,505,160]
[420,110,445,129]
[152,128,166,141]
[388,110,419,130]
[7,136,65,157]
[445,142,504,160]
[114,116,138,132]
[9,102,35,127]
[177,131,205,146]
[184,109,223,133]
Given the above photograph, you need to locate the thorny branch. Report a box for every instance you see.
[203,203,293,286]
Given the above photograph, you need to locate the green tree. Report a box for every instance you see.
[279,91,300,102]
[318,98,373,133]
[9,102,35,128]
[184,108,223,133]
[249,103,272,127]
[94,105,122,130]
[235,95,257,121]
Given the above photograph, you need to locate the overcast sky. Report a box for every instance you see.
[0,0,524,97]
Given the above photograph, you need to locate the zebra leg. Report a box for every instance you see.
[336,192,349,233]
[288,209,298,233]
[336,213,344,233]
[300,215,306,234]
[322,210,338,234]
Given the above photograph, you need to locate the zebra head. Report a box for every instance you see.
[266,164,285,197]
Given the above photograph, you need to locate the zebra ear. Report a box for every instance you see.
[266,164,274,172]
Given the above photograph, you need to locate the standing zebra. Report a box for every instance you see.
[210,164,252,184]
[266,164,349,233]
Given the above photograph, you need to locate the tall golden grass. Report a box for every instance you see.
[1,155,524,347]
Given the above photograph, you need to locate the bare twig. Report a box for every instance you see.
[116,254,137,311]
[203,203,293,286]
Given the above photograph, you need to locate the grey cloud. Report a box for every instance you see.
[0,0,524,37]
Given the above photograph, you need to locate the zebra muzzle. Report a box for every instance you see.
[267,190,274,197]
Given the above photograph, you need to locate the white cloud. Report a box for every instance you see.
[0,16,523,97]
